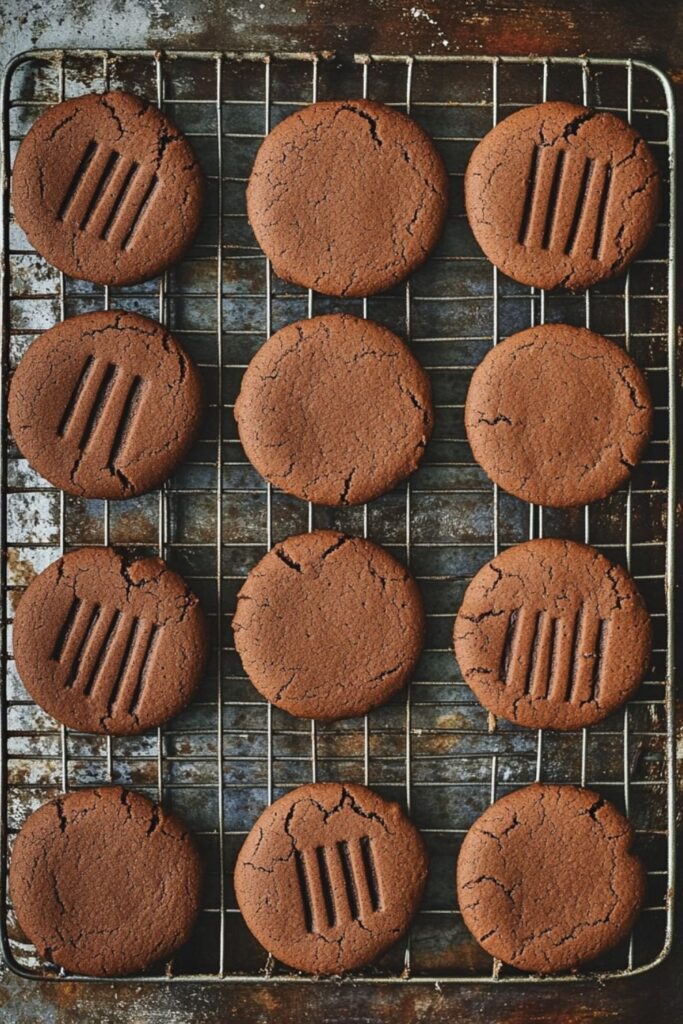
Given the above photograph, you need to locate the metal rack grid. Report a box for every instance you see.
[0,50,676,985]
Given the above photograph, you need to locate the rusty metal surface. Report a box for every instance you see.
[0,2,679,1024]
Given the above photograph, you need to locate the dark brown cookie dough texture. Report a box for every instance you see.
[8,310,203,500]
[465,323,652,507]
[13,546,208,735]
[233,531,424,720]
[235,782,428,974]
[457,783,645,973]
[9,786,202,977]
[453,539,651,730]
[465,100,660,290]
[235,313,433,506]
[247,99,448,296]
[12,90,203,285]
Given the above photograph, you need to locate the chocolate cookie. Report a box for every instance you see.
[235,314,433,506]
[9,786,202,976]
[233,531,424,720]
[247,99,448,296]
[465,100,660,291]
[235,782,427,974]
[13,546,208,735]
[457,783,645,973]
[8,310,203,500]
[12,90,203,285]
[465,323,652,507]
[453,539,651,730]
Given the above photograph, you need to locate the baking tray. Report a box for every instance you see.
[0,50,676,984]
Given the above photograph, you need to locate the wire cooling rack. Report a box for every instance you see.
[0,50,676,984]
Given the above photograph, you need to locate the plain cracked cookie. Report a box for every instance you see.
[12,90,203,285]
[457,784,645,973]
[9,786,202,976]
[465,100,660,290]
[453,539,651,730]
[465,323,652,507]
[235,314,433,506]
[8,310,203,500]
[233,531,424,720]
[235,782,428,974]
[13,546,208,735]
[247,99,448,296]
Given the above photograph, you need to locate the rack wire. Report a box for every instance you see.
[0,50,676,984]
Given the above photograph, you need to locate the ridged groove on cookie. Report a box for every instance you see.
[517,143,615,259]
[56,138,159,251]
[498,604,610,704]
[126,624,161,715]
[56,358,148,479]
[120,174,159,251]
[99,161,139,240]
[50,595,83,663]
[50,598,163,718]
[106,375,144,479]
[57,140,99,221]
[294,836,382,934]
[563,157,594,254]
[592,165,613,260]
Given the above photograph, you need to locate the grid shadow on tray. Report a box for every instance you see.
[0,50,676,982]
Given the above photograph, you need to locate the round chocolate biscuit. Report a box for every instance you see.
[465,100,660,291]
[235,313,433,506]
[9,786,202,977]
[8,310,203,500]
[13,546,208,735]
[12,90,203,285]
[453,539,651,731]
[233,531,424,720]
[247,99,448,296]
[457,783,645,973]
[465,324,652,508]
[235,782,428,974]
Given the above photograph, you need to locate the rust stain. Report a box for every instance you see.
[5,549,36,612]
[435,711,471,732]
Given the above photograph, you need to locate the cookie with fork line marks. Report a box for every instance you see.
[465,100,660,291]
[453,539,651,730]
[11,90,204,285]
[235,782,428,974]
[13,547,209,735]
[8,310,203,500]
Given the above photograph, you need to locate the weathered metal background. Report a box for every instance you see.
[0,46,676,995]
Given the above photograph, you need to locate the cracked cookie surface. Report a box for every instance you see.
[235,313,433,506]
[453,538,651,730]
[8,310,203,500]
[246,99,448,296]
[457,783,645,973]
[9,786,202,977]
[233,530,424,720]
[13,546,208,735]
[12,90,203,285]
[235,782,427,974]
[465,100,660,291]
[465,323,652,507]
